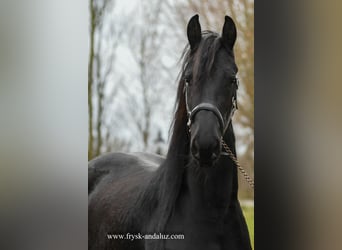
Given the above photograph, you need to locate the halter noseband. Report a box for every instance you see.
[184,78,238,134]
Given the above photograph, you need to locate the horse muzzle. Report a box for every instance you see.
[190,111,222,167]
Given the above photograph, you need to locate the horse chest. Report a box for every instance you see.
[163,190,228,249]
[164,196,249,250]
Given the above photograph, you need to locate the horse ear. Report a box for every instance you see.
[221,16,237,50]
[187,14,202,50]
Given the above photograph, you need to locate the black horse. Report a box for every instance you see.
[88,15,252,250]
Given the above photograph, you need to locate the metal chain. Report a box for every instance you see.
[221,138,254,189]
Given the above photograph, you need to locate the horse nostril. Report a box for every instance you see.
[211,152,218,161]
[210,140,221,160]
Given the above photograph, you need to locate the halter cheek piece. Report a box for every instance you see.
[183,78,238,135]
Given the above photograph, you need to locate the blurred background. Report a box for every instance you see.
[87,0,254,200]
[4,0,341,249]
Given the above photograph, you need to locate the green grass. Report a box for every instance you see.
[242,206,254,249]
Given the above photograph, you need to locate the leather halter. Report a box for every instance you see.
[184,79,238,134]
[183,78,255,188]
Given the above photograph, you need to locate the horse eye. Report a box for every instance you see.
[231,77,238,86]
[184,76,192,85]
[234,78,239,88]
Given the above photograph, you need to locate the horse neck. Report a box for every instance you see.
[184,123,239,212]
